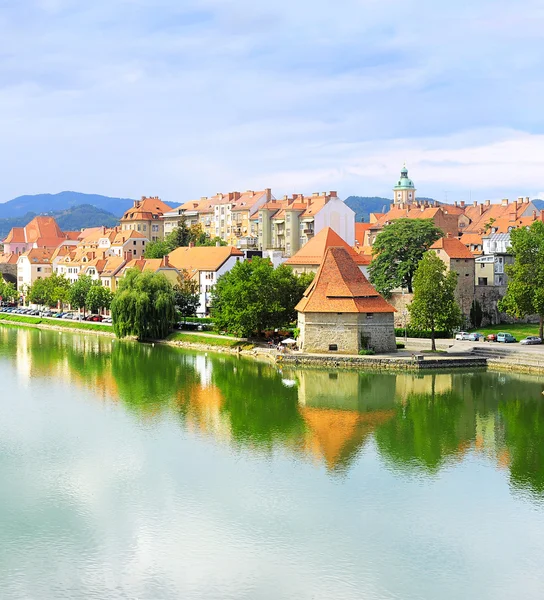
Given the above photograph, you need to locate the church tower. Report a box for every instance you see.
[393,164,416,205]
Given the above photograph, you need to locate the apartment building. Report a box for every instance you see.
[120,196,172,241]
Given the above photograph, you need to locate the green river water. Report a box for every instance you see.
[1,326,544,599]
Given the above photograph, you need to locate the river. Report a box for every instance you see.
[1,326,544,599]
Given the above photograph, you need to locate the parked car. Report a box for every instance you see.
[497,332,517,343]
[63,313,74,319]
[468,332,484,341]
[520,336,542,345]
[89,315,103,322]
[486,333,497,342]
[455,331,471,341]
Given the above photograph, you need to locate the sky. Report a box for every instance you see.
[1,0,544,204]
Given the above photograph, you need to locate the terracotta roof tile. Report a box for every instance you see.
[167,246,243,272]
[285,227,370,267]
[296,247,395,314]
[430,237,475,259]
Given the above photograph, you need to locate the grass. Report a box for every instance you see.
[469,323,541,338]
[167,331,254,349]
[0,313,112,333]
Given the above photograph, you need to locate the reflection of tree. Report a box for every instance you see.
[110,342,200,416]
[500,398,544,496]
[375,383,469,473]
[212,359,305,448]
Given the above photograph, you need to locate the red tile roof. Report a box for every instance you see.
[168,246,243,272]
[296,247,395,314]
[430,237,475,259]
[285,227,370,267]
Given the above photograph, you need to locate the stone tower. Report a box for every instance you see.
[393,164,416,205]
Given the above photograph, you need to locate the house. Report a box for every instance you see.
[430,237,476,316]
[284,227,371,277]
[475,233,513,288]
[120,196,172,241]
[3,216,70,255]
[296,247,396,354]
[99,257,127,291]
[258,191,355,257]
[109,229,148,259]
[169,189,273,247]
[115,256,181,287]
[167,245,245,316]
[16,248,54,292]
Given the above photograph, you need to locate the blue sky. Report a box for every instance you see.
[1,0,543,203]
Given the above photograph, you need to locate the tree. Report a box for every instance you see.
[28,278,50,306]
[173,270,200,320]
[144,239,171,259]
[408,252,463,351]
[111,269,176,339]
[470,299,483,328]
[498,220,544,339]
[369,219,443,295]
[86,283,114,314]
[69,275,93,315]
[0,276,17,302]
[211,258,313,337]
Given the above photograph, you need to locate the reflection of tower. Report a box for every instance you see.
[393,164,416,205]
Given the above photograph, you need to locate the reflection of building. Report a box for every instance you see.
[394,373,453,401]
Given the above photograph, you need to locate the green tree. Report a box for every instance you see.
[143,239,171,259]
[111,269,176,339]
[28,278,50,306]
[498,220,544,340]
[0,276,17,302]
[369,219,443,295]
[199,236,227,247]
[173,270,200,320]
[211,258,312,337]
[86,283,114,314]
[408,252,463,350]
[69,275,93,315]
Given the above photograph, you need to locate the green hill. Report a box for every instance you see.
[0,204,119,240]
[344,197,392,222]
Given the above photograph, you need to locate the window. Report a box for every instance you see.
[143,225,147,231]
[152,224,159,232]
[465,273,469,277]
[137,224,141,231]
[37,267,42,272]
[478,277,488,286]
[366,313,374,319]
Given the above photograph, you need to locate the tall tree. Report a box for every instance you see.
[28,278,49,307]
[211,258,312,337]
[111,269,176,339]
[369,219,443,295]
[498,220,544,339]
[69,275,93,315]
[0,276,17,302]
[408,252,463,351]
[86,283,114,314]
[173,270,200,320]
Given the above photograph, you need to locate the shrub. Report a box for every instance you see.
[394,328,451,339]
[396,342,405,349]
[358,349,375,356]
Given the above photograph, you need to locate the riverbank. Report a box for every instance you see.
[3,317,544,374]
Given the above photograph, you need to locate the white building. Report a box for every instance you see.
[17,248,54,292]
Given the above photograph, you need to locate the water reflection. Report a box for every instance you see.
[3,326,544,498]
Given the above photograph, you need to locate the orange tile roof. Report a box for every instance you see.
[100,257,126,277]
[0,252,18,264]
[20,248,54,264]
[296,247,395,314]
[4,216,67,246]
[121,197,172,221]
[430,237,475,259]
[285,227,370,267]
[111,230,147,245]
[167,245,243,272]
[459,233,483,245]
[354,222,371,245]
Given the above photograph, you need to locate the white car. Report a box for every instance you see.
[455,331,471,341]
[520,336,542,345]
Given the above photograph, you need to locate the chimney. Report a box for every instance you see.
[216,241,220,247]
[501,198,509,206]
[283,195,288,201]
[330,191,338,198]
[265,188,272,201]
[479,204,484,215]
[460,201,465,208]
[200,196,208,201]
[454,201,458,207]
[164,254,169,267]
[446,232,452,238]
[189,241,195,248]
[434,200,439,207]
[485,199,491,207]
[473,200,477,207]
[525,197,530,204]
[421,204,425,212]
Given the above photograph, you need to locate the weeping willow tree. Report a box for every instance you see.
[111,269,176,340]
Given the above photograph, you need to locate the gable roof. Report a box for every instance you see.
[4,216,66,246]
[167,245,243,272]
[19,248,54,264]
[285,227,369,267]
[296,247,395,314]
[430,237,475,259]
[121,197,172,221]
